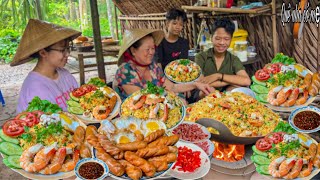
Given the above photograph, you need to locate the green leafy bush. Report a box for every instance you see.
[0,29,21,64]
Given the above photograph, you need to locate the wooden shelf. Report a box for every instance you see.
[181,4,271,15]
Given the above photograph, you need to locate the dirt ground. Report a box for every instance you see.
[0,56,117,179]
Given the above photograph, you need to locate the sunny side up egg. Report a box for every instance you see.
[113,118,142,133]
[60,113,80,132]
[142,120,167,137]
[113,132,136,144]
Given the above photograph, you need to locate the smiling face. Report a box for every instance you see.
[130,36,155,65]
[212,28,232,54]
[167,17,184,36]
[40,40,70,68]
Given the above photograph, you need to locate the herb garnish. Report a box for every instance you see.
[142,81,165,95]
[20,126,32,143]
[179,59,190,66]
[34,121,64,143]
[267,71,297,86]
[271,53,296,65]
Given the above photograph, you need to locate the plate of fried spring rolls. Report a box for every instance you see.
[89,127,180,180]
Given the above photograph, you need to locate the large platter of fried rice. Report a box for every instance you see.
[185,91,281,137]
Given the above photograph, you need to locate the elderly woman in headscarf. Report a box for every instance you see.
[12,19,81,112]
[113,29,214,100]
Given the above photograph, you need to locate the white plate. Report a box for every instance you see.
[170,121,211,143]
[168,141,210,180]
[194,139,215,157]
[164,59,202,84]
[288,106,320,133]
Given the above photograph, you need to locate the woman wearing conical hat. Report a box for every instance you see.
[113,29,214,100]
[12,19,81,113]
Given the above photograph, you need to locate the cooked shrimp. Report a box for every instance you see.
[59,150,80,172]
[32,144,57,171]
[269,156,295,178]
[20,144,44,172]
[248,112,263,127]
[219,101,231,109]
[299,160,313,177]
[275,87,292,105]
[145,95,164,105]
[313,144,320,168]
[92,106,109,120]
[295,89,308,105]
[281,88,299,107]
[129,95,146,110]
[268,86,284,106]
[239,130,252,137]
[283,158,303,179]
[39,147,67,175]
[149,104,159,119]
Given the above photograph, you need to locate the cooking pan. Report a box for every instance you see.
[196,118,263,145]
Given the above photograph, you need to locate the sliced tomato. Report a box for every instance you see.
[255,138,272,151]
[266,132,284,144]
[31,110,43,123]
[72,88,86,97]
[255,69,270,81]
[15,112,37,127]
[263,63,282,74]
[3,120,26,137]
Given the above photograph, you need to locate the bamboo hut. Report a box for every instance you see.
[113,0,320,72]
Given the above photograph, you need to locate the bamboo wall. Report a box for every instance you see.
[118,0,320,72]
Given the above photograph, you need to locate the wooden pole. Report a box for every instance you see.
[272,0,278,55]
[114,5,119,40]
[89,0,106,81]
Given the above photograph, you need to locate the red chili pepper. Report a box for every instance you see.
[172,146,201,172]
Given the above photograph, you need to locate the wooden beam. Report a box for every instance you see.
[89,0,106,81]
[182,5,271,14]
[118,16,166,20]
[272,0,278,55]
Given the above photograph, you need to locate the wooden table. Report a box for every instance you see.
[69,45,120,85]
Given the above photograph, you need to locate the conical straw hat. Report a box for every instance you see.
[10,19,81,66]
[117,29,164,66]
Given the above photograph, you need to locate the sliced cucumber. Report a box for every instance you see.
[256,165,270,175]
[69,92,79,102]
[252,145,268,157]
[3,158,15,169]
[252,76,267,86]
[250,84,269,94]
[7,155,22,169]
[0,129,19,144]
[68,106,84,115]
[252,155,270,165]
[67,100,81,108]
[0,142,23,156]
[256,93,268,104]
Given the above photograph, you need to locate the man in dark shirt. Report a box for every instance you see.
[155,8,189,69]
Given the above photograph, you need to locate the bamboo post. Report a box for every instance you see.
[114,5,119,40]
[89,0,106,81]
[272,0,278,55]
[192,12,198,50]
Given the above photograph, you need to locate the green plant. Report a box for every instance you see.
[0,29,21,63]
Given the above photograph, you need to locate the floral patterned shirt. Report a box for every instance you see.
[114,61,165,99]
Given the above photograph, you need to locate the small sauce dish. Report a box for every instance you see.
[75,158,109,180]
[289,106,320,133]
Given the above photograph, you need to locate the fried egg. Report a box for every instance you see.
[60,113,80,132]
[113,132,136,144]
[112,118,141,132]
[142,120,166,136]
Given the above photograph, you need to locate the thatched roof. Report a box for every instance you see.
[112,0,197,15]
